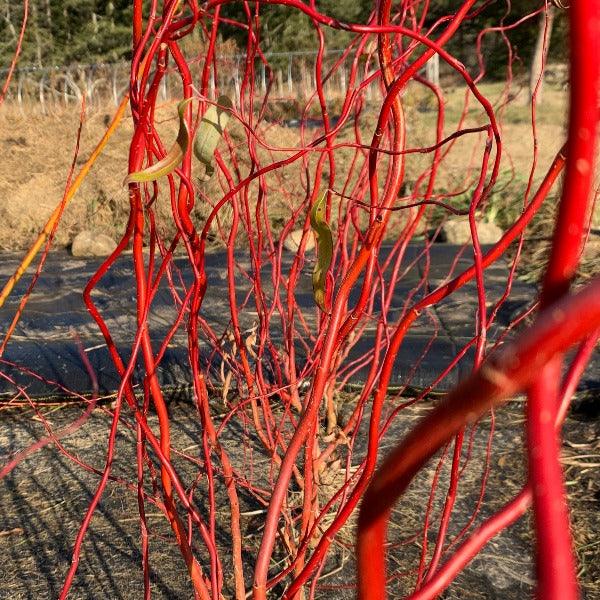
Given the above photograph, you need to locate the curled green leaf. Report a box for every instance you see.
[310,192,333,312]
[193,95,233,181]
[124,97,193,185]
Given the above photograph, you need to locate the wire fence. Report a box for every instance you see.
[1,50,446,112]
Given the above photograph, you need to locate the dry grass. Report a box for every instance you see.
[2,395,597,598]
[0,80,596,260]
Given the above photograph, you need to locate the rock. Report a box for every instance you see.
[283,229,315,253]
[442,218,503,245]
[71,230,117,257]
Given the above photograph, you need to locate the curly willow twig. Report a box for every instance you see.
[357,3,599,599]
[0,1,598,599]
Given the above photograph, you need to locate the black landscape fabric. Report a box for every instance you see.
[0,245,597,400]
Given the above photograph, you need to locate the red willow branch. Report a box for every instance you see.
[356,4,600,598]
[356,276,600,599]
[3,2,594,599]
[525,3,600,598]
[0,0,28,106]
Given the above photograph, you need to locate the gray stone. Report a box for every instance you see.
[70,230,117,257]
[283,228,315,253]
[443,217,503,245]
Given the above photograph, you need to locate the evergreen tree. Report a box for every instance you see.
[0,0,567,75]
[220,0,374,55]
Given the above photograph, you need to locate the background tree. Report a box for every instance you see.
[0,0,133,67]
[0,0,568,76]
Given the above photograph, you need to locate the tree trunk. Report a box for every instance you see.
[43,0,52,28]
[529,5,556,105]
[30,0,43,68]
[3,1,18,41]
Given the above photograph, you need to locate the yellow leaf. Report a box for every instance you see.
[193,95,233,181]
[124,97,193,185]
[310,192,333,312]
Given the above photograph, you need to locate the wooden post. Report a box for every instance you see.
[234,59,241,103]
[340,65,347,94]
[300,59,308,99]
[112,65,119,106]
[17,73,24,113]
[38,74,46,115]
[425,54,439,87]
[261,62,267,95]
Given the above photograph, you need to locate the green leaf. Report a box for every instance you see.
[310,192,333,312]
[193,95,233,181]
[124,98,193,185]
